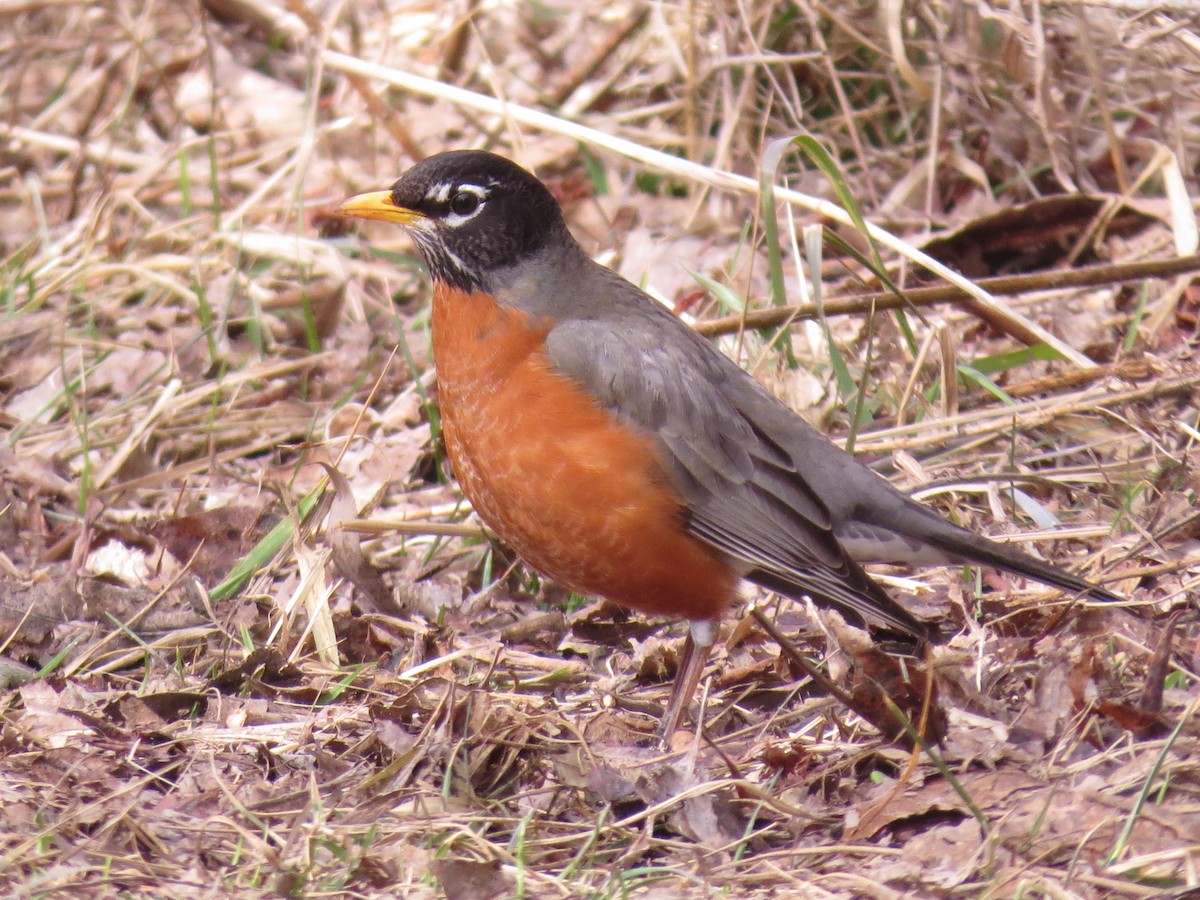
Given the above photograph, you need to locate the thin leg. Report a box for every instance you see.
[658,618,718,745]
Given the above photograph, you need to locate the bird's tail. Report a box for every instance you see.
[869,502,1122,603]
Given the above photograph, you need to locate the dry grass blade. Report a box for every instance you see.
[324,51,1095,367]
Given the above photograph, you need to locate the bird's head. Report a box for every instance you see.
[336,149,570,293]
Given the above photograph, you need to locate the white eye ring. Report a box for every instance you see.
[440,183,490,227]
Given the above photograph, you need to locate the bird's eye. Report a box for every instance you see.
[449,190,481,216]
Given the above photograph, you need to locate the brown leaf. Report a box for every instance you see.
[714,656,779,691]
[632,636,677,683]
[1096,700,1169,738]
[758,739,814,782]
[845,641,948,747]
[861,818,985,888]
[636,764,747,848]
[499,611,567,650]
[0,570,86,642]
[431,858,508,900]
[208,648,303,693]
[923,194,1160,277]
[148,505,276,584]
[320,462,393,611]
[110,692,208,727]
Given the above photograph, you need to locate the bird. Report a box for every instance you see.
[335,149,1121,741]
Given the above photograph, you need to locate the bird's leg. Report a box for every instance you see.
[658,618,718,745]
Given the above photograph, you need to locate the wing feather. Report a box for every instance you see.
[543,301,930,641]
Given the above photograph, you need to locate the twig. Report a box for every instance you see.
[692,253,1200,337]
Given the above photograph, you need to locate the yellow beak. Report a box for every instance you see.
[335,190,424,225]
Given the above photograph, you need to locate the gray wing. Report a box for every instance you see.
[542,288,932,642]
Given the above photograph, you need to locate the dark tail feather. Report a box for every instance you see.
[896,507,1122,603]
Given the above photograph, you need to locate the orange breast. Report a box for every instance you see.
[431,285,736,622]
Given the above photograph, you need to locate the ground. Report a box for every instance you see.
[0,1,1198,897]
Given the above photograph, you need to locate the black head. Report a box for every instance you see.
[337,150,572,293]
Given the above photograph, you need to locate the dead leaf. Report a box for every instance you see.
[431,858,508,900]
[321,462,393,611]
[148,505,276,584]
[923,194,1160,276]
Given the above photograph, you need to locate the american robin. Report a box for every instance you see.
[336,150,1121,740]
